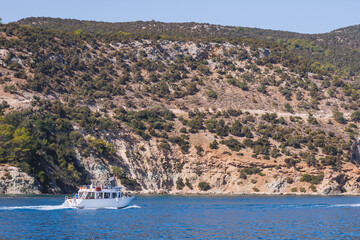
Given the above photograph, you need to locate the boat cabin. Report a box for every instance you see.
[76,185,132,200]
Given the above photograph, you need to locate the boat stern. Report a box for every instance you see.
[64,198,83,208]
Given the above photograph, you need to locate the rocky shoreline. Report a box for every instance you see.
[2,163,360,196]
[0,166,42,195]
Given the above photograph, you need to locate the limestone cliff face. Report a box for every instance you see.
[0,166,42,194]
[4,121,355,196]
[72,131,360,196]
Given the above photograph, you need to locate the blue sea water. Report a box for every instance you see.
[1,195,360,239]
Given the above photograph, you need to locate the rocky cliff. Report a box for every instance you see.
[0,166,42,194]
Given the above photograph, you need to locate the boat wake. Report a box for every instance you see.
[278,203,360,209]
[123,204,141,209]
[330,203,360,208]
[0,204,72,211]
[0,204,141,211]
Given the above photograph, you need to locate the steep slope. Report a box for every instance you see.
[1,23,360,195]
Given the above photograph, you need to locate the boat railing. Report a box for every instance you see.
[79,185,124,191]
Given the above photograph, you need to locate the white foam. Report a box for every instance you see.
[0,204,141,211]
[0,204,72,211]
[123,205,141,209]
[331,203,360,208]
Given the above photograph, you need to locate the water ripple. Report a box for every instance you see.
[1,196,360,239]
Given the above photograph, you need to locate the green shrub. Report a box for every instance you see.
[240,167,261,175]
[176,177,185,190]
[285,103,294,113]
[198,181,211,191]
[4,85,17,94]
[239,172,247,179]
[220,137,242,151]
[111,166,125,178]
[333,111,346,124]
[159,141,171,151]
[310,184,317,192]
[14,70,27,79]
[216,119,229,136]
[195,145,204,156]
[286,177,294,184]
[188,116,204,130]
[230,120,243,137]
[209,140,219,149]
[351,111,360,122]
[185,178,193,189]
[87,136,116,156]
[252,138,271,155]
[262,113,278,124]
[205,119,217,132]
[206,90,218,99]
[300,173,324,185]
[180,127,187,133]
[169,136,190,153]
[228,78,248,90]
[307,114,319,125]
[120,177,140,190]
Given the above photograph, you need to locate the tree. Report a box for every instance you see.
[216,119,229,136]
[220,137,242,151]
[74,29,85,38]
[188,116,203,130]
[205,119,217,132]
[10,127,32,162]
[230,120,243,137]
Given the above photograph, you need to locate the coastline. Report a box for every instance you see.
[1,192,360,197]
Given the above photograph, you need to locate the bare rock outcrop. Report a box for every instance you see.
[0,166,42,194]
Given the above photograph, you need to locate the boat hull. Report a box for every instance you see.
[64,196,135,209]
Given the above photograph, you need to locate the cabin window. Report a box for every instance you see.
[96,192,103,199]
[86,192,95,199]
[104,193,110,199]
[112,193,117,198]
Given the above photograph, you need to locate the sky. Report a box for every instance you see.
[2,0,360,34]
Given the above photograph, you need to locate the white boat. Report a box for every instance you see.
[63,184,135,209]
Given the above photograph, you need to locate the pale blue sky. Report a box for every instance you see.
[2,0,360,34]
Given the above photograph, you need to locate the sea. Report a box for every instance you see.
[1,195,360,239]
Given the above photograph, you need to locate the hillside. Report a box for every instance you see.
[1,21,360,195]
[17,17,360,76]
